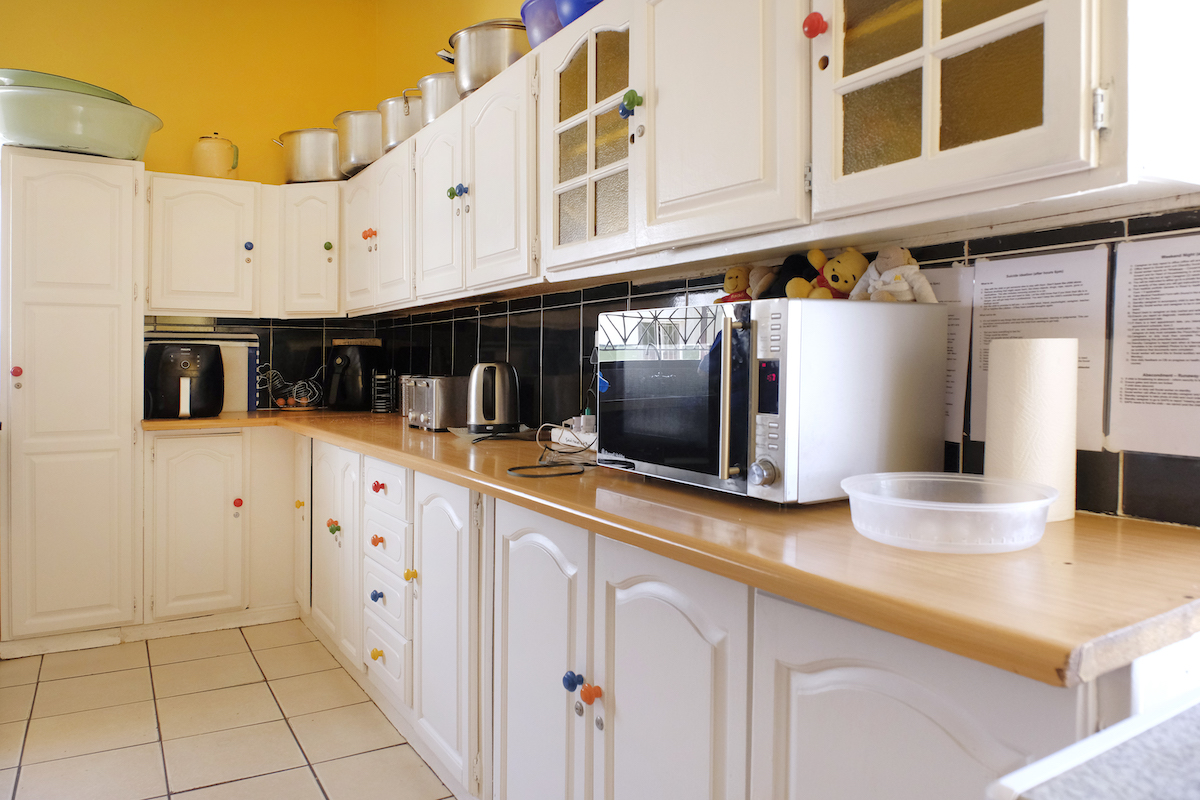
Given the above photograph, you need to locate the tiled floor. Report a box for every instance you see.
[0,621,453,800]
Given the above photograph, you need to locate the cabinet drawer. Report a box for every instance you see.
[363,457,410,519]
[363,504,410,574]
[364,608,410,707]
[363,556,409,639]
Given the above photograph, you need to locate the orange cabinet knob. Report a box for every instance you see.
[580,683,603,705]
[371,534,384,547]
[295,500,305,509]
[403,568,417,582]
[370,648,384,661]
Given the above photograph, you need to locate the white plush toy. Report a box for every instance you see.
[848,245,938,303]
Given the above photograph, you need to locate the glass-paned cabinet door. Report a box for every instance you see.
[539,0,636,271]
[810,0,1094,218]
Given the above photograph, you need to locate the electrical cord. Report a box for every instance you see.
[505,422,597,478]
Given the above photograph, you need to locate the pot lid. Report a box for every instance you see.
[279,128,337,137]
[448,18,526,47]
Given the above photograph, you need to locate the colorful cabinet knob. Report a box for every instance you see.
[563,671,586,691]
[455,183,469,197]
[403,568,418,582]
[580,683,603,705]
[802,11,828,38]
[370,648,384,661]
[295,500,305,509]
[9,367,22,377]
[618,89,644,119]
[370,590,384,602]
[371,534,384,547]
[372,481,386,493]
[447,187,457,199]
[233,498,243,508]
[327,519,341,535]
[324,241,333,250]
[244,241,254,251]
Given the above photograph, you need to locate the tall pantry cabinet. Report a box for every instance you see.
[0,146,143,638]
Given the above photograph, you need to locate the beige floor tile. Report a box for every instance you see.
[0,722,24,769]
[151,653,262,699]
[147,629,248,666]
[161,720,305,793]
[253,641,338,680]
[23,701,158,764]
[314,745,451,800]
[0,686,34,725]
[156,683,281,741]
[0,768,14,800]
[169,767,324,799]
[15,742,166,800]
[241,620,315,652]
[269,669,367,718]
[0,657,40,690]
[290,701,404,763]
[39,641,148,682]
[31,668,152,719]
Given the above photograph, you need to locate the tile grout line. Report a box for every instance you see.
[146,638,172,799]
[9,652,45,800]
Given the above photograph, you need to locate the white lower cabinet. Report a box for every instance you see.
[750,593,1087,800]
[310,440,361,666]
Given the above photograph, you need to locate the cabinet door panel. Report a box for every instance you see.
[294,435,311,614]
[152,435,245,620]
[376,148,414,307]
[414,107,464,297]
[592,536,749,800]
[494,501,589,800]
[341,176,376,313]
[311,440,360,660]
[282,183,339,315]
[6,150,139,637]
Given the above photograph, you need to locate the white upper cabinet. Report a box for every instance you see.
[342,170,380,314]
[281,182,339,316]
[148,173,258,314]
[341,144,414,316]
[630,0,807,247]
[810,0,1094,218]
[414,104,465,298]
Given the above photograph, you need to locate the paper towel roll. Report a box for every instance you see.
[984,338,1077,521]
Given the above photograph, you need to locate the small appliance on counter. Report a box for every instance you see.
[323,340,384,411]
[468,362,520,434]
[144,343,225,419]
[408,376,469,431]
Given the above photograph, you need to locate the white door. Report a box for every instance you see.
[630,0,806,247]
[281,182,339,315]
[413,472,473,783]
[810,0,1094,217]
[294,434,311,614]
[151,434,245,620]
[375,144,414,308]
[341,174,377,313]
[592,536,750,800]
[414,105,465,298]
[464,57,537,291]
[538,0,636,272]
[493,501,590,800]
[148,173,257,313]
[311,441,360,663]
[4,148,141,638]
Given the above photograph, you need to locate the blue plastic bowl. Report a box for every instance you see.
[522,0,563,47]
[555,0,602,27]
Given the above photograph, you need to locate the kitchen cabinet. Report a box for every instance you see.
[414,105,464,298]
[749,593,1088,800]
[148,433,246,621]
[342,143,414,315]
[280,181,339,316]
[1,146,143,639]
[310,440,362,666]
[293,434,311,615]
[147,172,258,314]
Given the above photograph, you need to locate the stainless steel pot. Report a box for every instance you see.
[273,128,341,183]
[417,72,459,126]
[438,19,531,97]
[333,109,383,176]
[378,90,423,152]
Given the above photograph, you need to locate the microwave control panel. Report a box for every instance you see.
[750,301,790,502]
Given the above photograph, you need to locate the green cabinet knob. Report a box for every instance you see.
[447,187,457,199]
[324,241,333,251]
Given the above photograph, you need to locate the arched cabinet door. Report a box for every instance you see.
[592,536,750,800]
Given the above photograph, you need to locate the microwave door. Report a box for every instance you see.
[595,305,750,494]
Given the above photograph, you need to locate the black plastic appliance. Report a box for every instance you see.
[323,344,384,410]
[144,343,225,419]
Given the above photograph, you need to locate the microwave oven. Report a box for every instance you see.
[594,298,948,503]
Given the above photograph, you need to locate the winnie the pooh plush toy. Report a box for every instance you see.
[848,245,937,303]
[789,247,870,299]
[715,265,778,303]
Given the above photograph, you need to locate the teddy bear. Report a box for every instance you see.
[848,245,937,303]
[715,265,751,303]
[790,247,870,299]
[759,254,819,299]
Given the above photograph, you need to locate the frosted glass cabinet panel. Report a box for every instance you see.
[811,0,1095,217]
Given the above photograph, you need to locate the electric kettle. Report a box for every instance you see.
[468,362,520,434]
[192,133,238,179]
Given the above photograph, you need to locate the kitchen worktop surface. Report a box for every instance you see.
[145,411,1200,688]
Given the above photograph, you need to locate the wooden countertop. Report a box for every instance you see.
[144,411,1200,688]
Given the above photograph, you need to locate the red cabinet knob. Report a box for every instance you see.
[802,11,828,38]
[372,481,386,493]
[371,534,384,547]
[233,498,243,508]
[580,683,603,705]
[9,367,22,377]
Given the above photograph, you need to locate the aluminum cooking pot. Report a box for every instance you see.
[417,72,459,127]
[437,19,530,97]
[333,109,383,176]
[273,128,341,183]
[378,90,423,152]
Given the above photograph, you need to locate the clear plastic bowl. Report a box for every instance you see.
[840,473,1059,554]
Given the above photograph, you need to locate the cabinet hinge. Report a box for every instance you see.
[471,754,482,791]
[532,62,539,99]
[1093,88,1109,131]
[146,185,151,203]
[132,426,138,445]
[532,235,540,270]
[803,163,813,193]
[133,596,137,612]
[133,283,138,301]
[134,179,139,197]
[471,494,483,531]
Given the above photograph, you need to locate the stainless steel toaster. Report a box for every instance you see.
[407,376,469,431]
[467,362,520,434]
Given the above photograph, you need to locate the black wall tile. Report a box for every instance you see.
[544,290,582,308]
[633,278,686,295]
[266,328,324,408]
[430,321,454,375]
[687,274,725,290]
[944,441,960,473]
[508,310,542,428]
[479,315,508,363]
[968,222,1123,256]
[452,318,480,377]
[409,324,432,375]
[1123,452,1200,527]
[910,242,966,264]
[542,305,582,425]
[1128,210,1200,236]
[454,305,480,319]
[584,281,629,301]
[480,301,509,316]
[630,292,686,310]
[386,322,412,375]
[962,440,985,475]
[509,296,541,312]
[1077,450,1120,515]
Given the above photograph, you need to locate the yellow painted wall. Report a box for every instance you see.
[2,0,524,184]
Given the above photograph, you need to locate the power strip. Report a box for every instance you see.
[550,427,598,451]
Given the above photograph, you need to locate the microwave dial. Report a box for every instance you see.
[749,460,777,487]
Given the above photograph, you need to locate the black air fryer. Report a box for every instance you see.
[145,343,225,419]
[323,344,383,411]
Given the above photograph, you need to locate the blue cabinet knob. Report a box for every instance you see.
[370,590,384,602]
[244,242,254,251]
[455,183,469,197]
[562,671,585,691]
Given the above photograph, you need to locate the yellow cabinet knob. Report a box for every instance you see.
[370,648,384,661]
[295,500,305,508]
[403,569,418,582]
